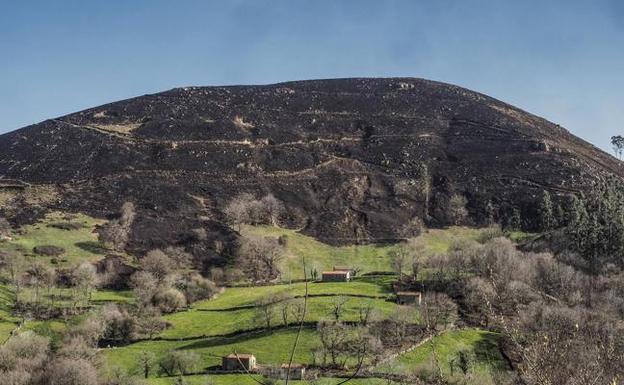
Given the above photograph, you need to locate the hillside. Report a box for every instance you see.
[0,78,622,261]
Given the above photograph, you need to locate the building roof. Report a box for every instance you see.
[322,271,349,276]
[281,363,306,368]
[226,353,255,359]
[396,291,421,296]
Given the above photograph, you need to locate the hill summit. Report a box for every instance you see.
[0,78,621,257]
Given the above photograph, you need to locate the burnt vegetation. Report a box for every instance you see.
[0,78,623,384]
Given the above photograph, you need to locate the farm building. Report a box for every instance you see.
[222,353,257,371]
[280,363,306,380]
[396,291,422,305]
[333,266,356,276]
[322,270,350,282]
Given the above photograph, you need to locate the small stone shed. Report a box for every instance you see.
[333,266,356,276]
[280,363,306,380]
[322,270,351,282]
[396,291,422,305]
[222,353,257,371]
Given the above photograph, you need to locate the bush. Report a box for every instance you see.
[476,225,504,243]
[158,350,199,376]
[48,358,98,385]
[177,273,217,304]
[48,222,83,231]
[33,245,65,256]
[152,288,186,313]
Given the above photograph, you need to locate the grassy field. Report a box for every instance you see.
[243,225,483,279]
[196,278,393,311]
[104,328,321,375]
[162,296,400,339]
[1,211,107,266]
[145,374,397,385]
[376,329,510,383]
[0,219,512,384]
[0,285,20,342]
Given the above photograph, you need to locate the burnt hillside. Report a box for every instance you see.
[0,77,621,258]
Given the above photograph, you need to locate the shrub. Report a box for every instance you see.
[33,245,65,256]
[152,288,186,314]
[158,350,199,376]
[48,358,99,385]
[48,222,83,231]
[177,273,217,304]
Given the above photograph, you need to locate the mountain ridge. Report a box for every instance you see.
[0,77,622,261]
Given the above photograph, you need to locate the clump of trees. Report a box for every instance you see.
[425,236,624,384]
[223,193,285,231]
[0,317,147,385]
[433,193,469,226]
[131,247,217,315]
[236,235,284,282]
[97,202,136,252]
[560,179,624,272]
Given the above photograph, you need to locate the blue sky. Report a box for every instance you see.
[1,0,622,152]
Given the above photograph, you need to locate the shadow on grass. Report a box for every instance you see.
[472,332,512,370]
[75,241,108,254]
[177,324,316,351]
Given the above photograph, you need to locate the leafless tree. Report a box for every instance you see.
[48,357,99,385]
[421,292,457,332]
[152,288,186,314]
[0,250,26,306]
[260,193,285,226]
[130,271,159,309]
[139,249,174,284]
[0,217,10,239]
[447,194,468,225]
[136,350,156,378]
[97,202,136,252]
[254,294,280,330]
[316,320,350,367]
[238,235,284,282]
[71,263,98,307]
[330,296,350,321]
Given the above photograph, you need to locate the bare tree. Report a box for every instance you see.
[447,194,469,225]
[71,263,98,307]
[223,192,256,231]
[0,217,11,240]
[421,292,457,332]
[0,250,26,306]
[48,357,98,385]
[260,193,285,226]
[389,246,408,279]
[97,201,136,252]
[224,193,285,231]
[152,288,186,314]
[330,296,350,321]
[254,294,280,330]
[140,250,174,284]
[137,350,156,378]
[130,271,159,309]
[316,320,349,367]
[238,235,284,282]
[355,301,375,325]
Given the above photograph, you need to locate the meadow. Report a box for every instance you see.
[0,216,511,384]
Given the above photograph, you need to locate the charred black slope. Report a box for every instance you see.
[0,78,621,256]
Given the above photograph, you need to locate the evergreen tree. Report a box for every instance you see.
[538,190,554,231]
